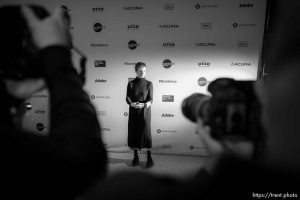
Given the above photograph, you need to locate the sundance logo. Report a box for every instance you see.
[124,112,129,116]
[92,7,104,12]
[159,80,177,83]
[93,23,106,32]
[198,77,210,86]
[95,79,107,83]
[198,61,211,67]
[162,95,174,102]
[128,40,140,50]
[196,42,216,47]
[36,123,46,131]
[127,24,139,30]
[231,62,252,67]
[163,42,175,48]
[162,113,174,117]
[94,60,106,67]
[162,59,175,69]
[238,41,249,47]
[201,23,212,29]
[159,24,179,29]
[123,6,143,11]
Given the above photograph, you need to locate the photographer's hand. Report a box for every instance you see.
[196,118,224,156]
[4,79,45,99]
[21,6,71,49]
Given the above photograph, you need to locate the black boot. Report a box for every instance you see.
[132,150,139,166]
[146,151,154,168]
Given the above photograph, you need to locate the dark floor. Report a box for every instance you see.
[107,152,210,180]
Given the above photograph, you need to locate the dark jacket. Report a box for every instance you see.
[1,46,107,200]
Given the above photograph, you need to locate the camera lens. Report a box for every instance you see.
[181,93,210,122]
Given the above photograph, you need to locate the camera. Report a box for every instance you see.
[182,78,263,140]
[0,5,49,79]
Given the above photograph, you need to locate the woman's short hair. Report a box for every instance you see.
[135,62,146,72]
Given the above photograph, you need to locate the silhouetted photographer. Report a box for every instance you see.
[0,5,107,200]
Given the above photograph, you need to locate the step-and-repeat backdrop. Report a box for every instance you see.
[1,0,267,155]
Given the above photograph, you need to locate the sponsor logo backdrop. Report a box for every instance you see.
[1,0,267,155]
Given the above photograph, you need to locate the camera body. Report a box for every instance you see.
[0,5,49,79]
[182,78,263,140]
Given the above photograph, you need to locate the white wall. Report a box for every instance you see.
[1,0,267,155]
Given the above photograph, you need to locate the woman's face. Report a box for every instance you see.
[136,66,146,78]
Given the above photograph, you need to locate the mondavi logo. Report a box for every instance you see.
[162,95,174,102]
[162,113,174,117]
[159,80,177,83]
[91,43,109,47]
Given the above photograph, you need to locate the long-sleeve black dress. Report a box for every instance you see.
[126,77,153,149]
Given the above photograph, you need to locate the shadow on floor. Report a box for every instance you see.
[109,158,150,169]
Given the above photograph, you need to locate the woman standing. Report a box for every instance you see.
[126,62,154,168]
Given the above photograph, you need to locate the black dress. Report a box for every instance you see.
[126,77,153,149]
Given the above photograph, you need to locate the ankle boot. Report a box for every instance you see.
[146,151,154,168]
[132,151,139,166]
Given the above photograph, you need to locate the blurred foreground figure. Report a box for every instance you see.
[0,5,107,200]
